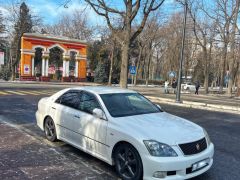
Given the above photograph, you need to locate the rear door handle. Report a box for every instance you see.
[52,107,56,110]
[74,115,80,118]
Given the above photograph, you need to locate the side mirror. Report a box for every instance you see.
[156,104,162,110]
[93,108,106,120]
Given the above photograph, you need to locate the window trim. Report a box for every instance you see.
[80,91,106,117]
[55,89,108,121]
[100,93,162,118]
[55,90,82,110]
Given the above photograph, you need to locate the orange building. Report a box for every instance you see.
[20,33,87,82]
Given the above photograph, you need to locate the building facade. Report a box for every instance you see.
[20,33,87,82]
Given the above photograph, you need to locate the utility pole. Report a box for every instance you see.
[176,0,188,103]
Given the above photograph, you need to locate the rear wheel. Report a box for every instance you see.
[114,143,143,180]
[44,117,57,142]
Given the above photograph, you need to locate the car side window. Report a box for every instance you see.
[79,92,101,114]
[56,91,81,109]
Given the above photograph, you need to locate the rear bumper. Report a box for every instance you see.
[142,143,214,180]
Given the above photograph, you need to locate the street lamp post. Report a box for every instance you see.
[176,0,188,103]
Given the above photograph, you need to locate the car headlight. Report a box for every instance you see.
[203,128,211,146]
[143,140,178,157]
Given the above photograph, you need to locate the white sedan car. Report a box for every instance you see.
[182,83,196,91]
[36,86,214,180]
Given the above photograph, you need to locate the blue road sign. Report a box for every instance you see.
[168,71,176,78]
[129,66,136,75]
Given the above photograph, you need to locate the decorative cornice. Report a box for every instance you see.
[63,55,70,60]
[21,49,35,56]
[23,33,88,45]
[76,55,87,60]
[42,52,49,59]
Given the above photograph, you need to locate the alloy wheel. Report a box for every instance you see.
[44,117,57,142]
[114,144,142,180]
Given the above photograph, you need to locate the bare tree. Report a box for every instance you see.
[44,10,93,41]
[85,0,165,88]
[107,37,116,85]
[227,0,240,95]
[0,11,5,35]
[188,3,216,94]
[132,15,161,86]
[201,0,240,94]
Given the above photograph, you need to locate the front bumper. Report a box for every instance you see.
[36,110,44,131]
[142,143,214,180]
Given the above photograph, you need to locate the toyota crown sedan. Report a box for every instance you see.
[36,86,214,180]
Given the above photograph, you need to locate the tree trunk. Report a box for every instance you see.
[203,48,209,94]
[11,64,16,81]
[219,46,227,93]
[134,47,142,86]
[227,61,234,96]
[108,48,114,86]
[236,66,240,97]
[227,4,239,95]
[120,39,130,88]
[119,2,131,89]
[141,53,146,80]
[145,48,152,86]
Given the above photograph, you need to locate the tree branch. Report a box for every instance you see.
[131,0,165,42]
[130,0,141,22]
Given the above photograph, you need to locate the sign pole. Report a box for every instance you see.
[176,0,187,103]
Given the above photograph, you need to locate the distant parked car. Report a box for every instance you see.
[36,86,214,180]
[182,82,196,91]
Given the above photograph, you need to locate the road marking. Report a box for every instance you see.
[0,90,58,96]
[30,90,50,95]
[17,90,42,95]
[5,90,26,95]
[0,91,9,95]
[40,91,56,95]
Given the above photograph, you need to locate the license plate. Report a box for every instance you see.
[192,158,210,172]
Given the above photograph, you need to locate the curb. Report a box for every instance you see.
[0,80,101,86]
[146,96,240,115]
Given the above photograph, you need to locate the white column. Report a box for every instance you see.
[42,59,45,76]
[31,56,35,76]
[65,61,69,77]
[45,58,49,76]
[75,61,78,78]
[62,60,66,77]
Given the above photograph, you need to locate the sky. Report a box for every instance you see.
[0,0,105,25]
[0,0,179,26]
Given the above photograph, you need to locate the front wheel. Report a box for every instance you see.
[44,117,57,142]
[114,143,143,180]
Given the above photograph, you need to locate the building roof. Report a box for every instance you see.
[23,33,87,45]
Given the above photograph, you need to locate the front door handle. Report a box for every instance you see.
[52,107,56,110]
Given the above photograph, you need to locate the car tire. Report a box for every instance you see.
[44,117,57,142]
[114,143,143,180]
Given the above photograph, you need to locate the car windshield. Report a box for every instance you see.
[100,93,162,117]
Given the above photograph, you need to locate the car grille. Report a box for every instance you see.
[179,138,207,155]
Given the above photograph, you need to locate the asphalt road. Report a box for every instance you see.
[0,84,239,180]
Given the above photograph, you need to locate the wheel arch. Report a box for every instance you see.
[43,115,53,130]
[111,140,142,165]
[111,140,144,179]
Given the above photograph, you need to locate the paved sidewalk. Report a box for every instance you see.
[130,86,240,114]
[0,121,116,180]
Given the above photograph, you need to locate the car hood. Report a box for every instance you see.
[113,112,204,145]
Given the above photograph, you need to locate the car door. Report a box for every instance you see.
[76,91,108,157]
[53,90,85,147]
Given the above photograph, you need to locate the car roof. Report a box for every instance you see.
[70,86,137,95]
